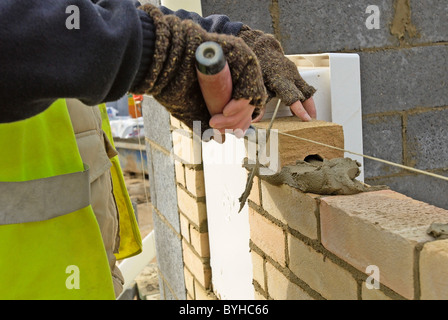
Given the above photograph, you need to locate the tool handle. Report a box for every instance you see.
[195,41,232,117]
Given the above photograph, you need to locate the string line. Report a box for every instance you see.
[276,131,448,182]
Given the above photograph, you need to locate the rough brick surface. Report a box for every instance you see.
[265,262,314,300]
[249,208,286,267]
[288,234,358,300]
[172,130,202,165]
[185,167,206,197]
[361,283,393,300]
[252,118,344,169]
[251,251,265,290]
[177,186,207,228]
[419,239,448,300]
[261,181,318,240]
[190,225,210,258]
[320,190,448,299]
[182,240,211,289]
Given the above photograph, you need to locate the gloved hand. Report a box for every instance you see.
[131,5,267,134]
[237,25,317,121]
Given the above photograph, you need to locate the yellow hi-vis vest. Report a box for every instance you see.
[0,99,141,299]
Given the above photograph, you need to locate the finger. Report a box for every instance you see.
[210,105,255,129]
[290,100,312,121]
[302,97,317,119]
[222,99,251,117]
[233,116,253,138]
[252,107,266,123]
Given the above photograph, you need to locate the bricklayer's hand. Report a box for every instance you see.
[237,25,317,122]
[131,5,267,134]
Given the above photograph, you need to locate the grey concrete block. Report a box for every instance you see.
[410,0,448,44]
[278,0,396,54]
[151,147,180,232]
[362,114,403,178]
[145,143,157,209]
[365,170,448,210]
[142,95,173,152]
[405,108,448,170]
[201,0,274,34]
[359,45,448,115]
[153,212,186,300]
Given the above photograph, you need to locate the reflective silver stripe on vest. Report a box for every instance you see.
[0,165,90,225]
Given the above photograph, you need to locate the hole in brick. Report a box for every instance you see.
[304,154,324,164]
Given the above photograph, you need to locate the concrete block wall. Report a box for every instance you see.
[201,0,448,209]
[142,96,186,300]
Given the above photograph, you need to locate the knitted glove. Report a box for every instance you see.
[237,25,316,106]
[131,5,267,133]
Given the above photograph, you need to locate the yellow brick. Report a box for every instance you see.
[251,251,265,289]
[177,186,207,228]
[288,234,358,300]
[174,160,185,186]
[179,213,190,242]
[265,262,314,300]
[185,167,206,197]
[420,239,448,300]
[190,226,210,258]
[261,181,318,240]
[252,118,344,168]
[172,129,202,165]
[194,280,217,300]
[248,207,286,267]
[361,283,393,300]
[320,190,448,300]
[182,240,211,288]
[248,176,260,206]
[184,267,195,298]
[254,290,267,300]
[170,115,182,128]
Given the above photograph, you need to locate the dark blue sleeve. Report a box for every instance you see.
[0,0,155,123]
[159,6,243,36]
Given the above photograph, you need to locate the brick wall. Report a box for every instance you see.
[201,0,448,209]
[249,182,448,300]
[144,99,448,301]
[246,119,448,300]
[170,116,217,300]
[143,96,217,300]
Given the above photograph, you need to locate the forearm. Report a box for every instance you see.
[159,6,243,35]
[0,1,242,123]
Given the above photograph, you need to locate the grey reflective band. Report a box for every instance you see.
[0,165,90,225]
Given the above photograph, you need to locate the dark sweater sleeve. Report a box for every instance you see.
[159,6,243,35]
[0,1,242,123]
[0,0,155,123]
